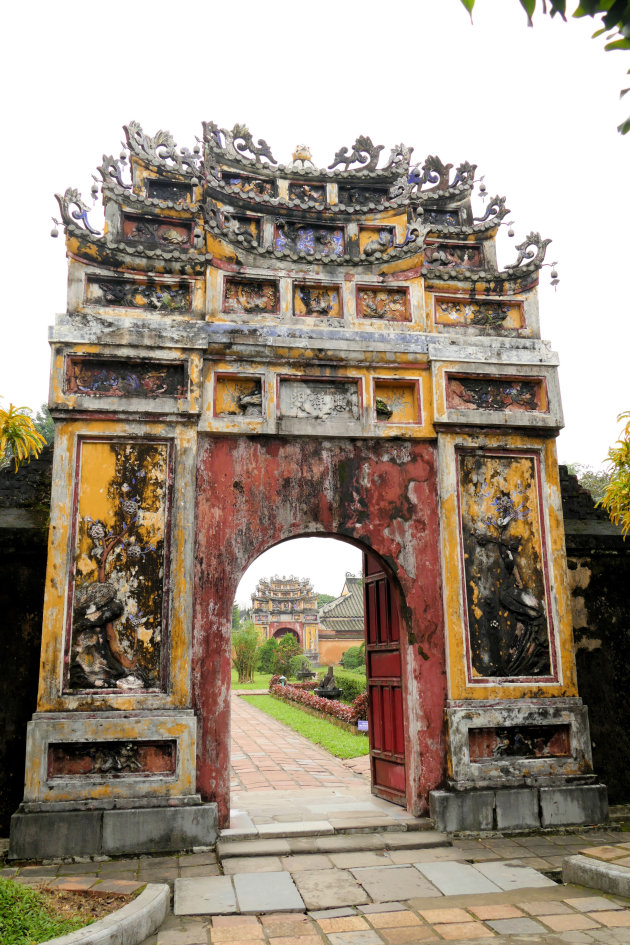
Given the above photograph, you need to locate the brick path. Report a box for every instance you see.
[230,693,369,793]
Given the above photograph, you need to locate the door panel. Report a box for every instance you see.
[364,551,406,806]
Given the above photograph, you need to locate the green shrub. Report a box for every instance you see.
[288,653,312,679]
[318,668,366,703]
[273,634,301,675]
[231,622,261,683]
[341,642,365,670]
[257,637,279,673]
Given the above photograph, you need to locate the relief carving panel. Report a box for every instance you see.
[279,380,359,422]
[146,179,192,203]
[65,358,186,399]
[274,221,344,257]
[68,440,171,692]
[435,297,524,330]
[356,287,410,322]
[48,740,177,778]
[86,277,191,312]
[122,214,192,246]
[458,451,553,679]
[221,172,276,198]
[293,284,342,318]
[425,242,483,268]
[215,376,263,417]
[288,182,326,203]
[223,278,279,315]
[374,381,419,423]
[468,725,570,761]
[446,376,545,413]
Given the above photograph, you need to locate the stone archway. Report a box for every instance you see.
[192,435,446,827]
[272,627,300,642]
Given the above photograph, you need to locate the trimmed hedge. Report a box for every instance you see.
[270,682,368,724]
[319,669,366,704]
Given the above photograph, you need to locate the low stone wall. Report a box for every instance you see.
[560,466,630,805]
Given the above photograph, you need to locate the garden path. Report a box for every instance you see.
[230,691,369,794]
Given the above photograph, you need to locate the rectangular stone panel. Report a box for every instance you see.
[338,183,389,207]
[221,171,276,198]
[373,381,419,423]
[446,375,546,413]
[223,277,279,315]
[86,276,191,312]
[145,178,193,203]
[279,379,360,423]
[122,213,193,246]
[425,241,483,268]
[215,375,263,417]
[293,283,342,319]
[359,226,395,256]
[434,296,524,329]
[64,357,187,398]
[66,439,172,692]
[457,450,555,681]
[289,181,326,203]
[468,725,571,761]
[229,213,262,244]
[47,739,177,778]
[274,221,344,256]
[356,287,410,322]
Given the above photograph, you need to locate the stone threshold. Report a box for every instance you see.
[218,830,450,860]
[220,816,435,843]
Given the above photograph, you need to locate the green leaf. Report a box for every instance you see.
[519,0,536,25]
[459,0,475,15]
[548,0,567,19]
[604,36,630,48]
[602,0,629,29]
[617,115,630,133]
[592,25,609,34]
[620,86,630,96]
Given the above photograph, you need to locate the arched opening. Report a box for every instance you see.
[192,434,446,827]
[228,535,409,817]
[272,627,300,641]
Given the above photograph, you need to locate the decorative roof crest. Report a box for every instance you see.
[203,121,277,166]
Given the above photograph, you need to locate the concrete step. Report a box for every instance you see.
[217,829,451,860]
[220,815,436,844]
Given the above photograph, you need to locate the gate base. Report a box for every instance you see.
[8,801,218,860]
[429,784,608,833]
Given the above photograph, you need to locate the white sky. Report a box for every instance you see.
[3,0,629,602]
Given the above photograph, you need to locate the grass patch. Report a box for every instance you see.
[241,694,369,759]
[231,670,274,690]
[0,878,88,944]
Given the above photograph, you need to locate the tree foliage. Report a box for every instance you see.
[317,593,336,608]
[257,637,279,673]
[567,462,611,503]
[232,604,241,632]
[599,411,630,537]
[0,402,47,472]
[231,622,261,683]
[459,0,630,134]
[272,634,301,675]
[341,642,366,670]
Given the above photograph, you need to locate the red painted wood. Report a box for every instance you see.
[364,551,406,806]
[192,436,446,825]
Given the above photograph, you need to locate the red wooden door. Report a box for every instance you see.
[363,552,406,806]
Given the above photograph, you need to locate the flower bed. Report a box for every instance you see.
[269,679,368,724]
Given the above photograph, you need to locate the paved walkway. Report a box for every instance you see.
[5,693,630,944]
[231,692,369,794]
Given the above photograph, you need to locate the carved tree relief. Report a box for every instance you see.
[458,452,552,679]
[68,441,170,691]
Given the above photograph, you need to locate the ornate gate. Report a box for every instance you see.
[9,120,606,858]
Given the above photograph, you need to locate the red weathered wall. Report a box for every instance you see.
[193,436,445,825]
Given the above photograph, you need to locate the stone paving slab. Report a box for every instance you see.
[257,822,335,838]
[175,876,237,916]
[474,860,558,891]
[233,871,305,914]
[414,861,502,896]
[293,869,370,909]
[223,856,284,875]
[349,866,441,902]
